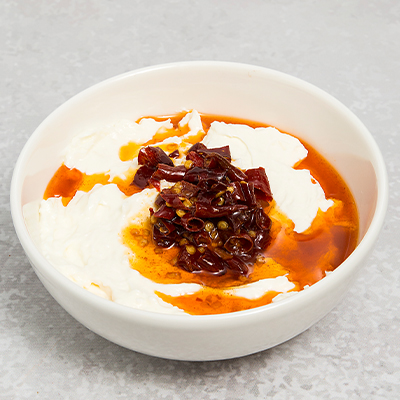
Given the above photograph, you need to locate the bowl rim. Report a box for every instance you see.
[10,60,389,325]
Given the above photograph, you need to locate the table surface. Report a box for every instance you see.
[1,1,399,399]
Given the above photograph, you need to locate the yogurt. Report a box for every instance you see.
[24,110,336,314]
[203,121,333,233]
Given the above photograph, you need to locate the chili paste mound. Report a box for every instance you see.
[132,142,274,276]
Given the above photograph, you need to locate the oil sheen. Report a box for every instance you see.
[43,112,359,315]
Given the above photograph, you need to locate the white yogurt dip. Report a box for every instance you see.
[203,121,333,233]
[24,111,336,314]
[63,118,173,179]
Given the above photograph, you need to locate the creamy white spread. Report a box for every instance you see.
[23,110,334,314]
[203,121,333,233]
[63,118,173,179]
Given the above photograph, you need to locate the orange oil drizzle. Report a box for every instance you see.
[43,112,359,315]
[44,115,205,201]
[43,166,142,204]
[119,115,206,161]
[155,290,280,315]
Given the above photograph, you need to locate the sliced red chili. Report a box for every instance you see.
[131,143,273,276]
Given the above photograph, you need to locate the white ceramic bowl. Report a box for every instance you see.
[11,62,388,361]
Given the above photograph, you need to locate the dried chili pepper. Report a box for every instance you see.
[132,143,273,276]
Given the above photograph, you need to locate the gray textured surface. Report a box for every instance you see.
[1,0,399,398]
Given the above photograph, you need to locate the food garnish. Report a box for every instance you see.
[132,143,273,276]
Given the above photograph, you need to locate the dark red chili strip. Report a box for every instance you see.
[131,143,273,276]
[138,146,174,167]
[152,164,186,182]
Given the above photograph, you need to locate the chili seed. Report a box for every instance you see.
[217,197,225,206]
[176,209,186,217]
[184,160,194,169]
[150,215,157,224]
[256,255,267,263]
[173,182,182,193]
[198,247,206,253]
[217,221,229,230]
[248,230,256,238]
[179,238,189,246]
[226,186,234,193]
[186,245,196,255]
[183,199,192,208]
[215,190,225,198]
[159,226,169,234]
[205,222,214,232]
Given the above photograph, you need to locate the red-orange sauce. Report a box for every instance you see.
[44,112,359,315]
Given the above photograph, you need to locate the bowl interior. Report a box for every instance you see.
[15,62,385,246]
[10,62,388,360]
